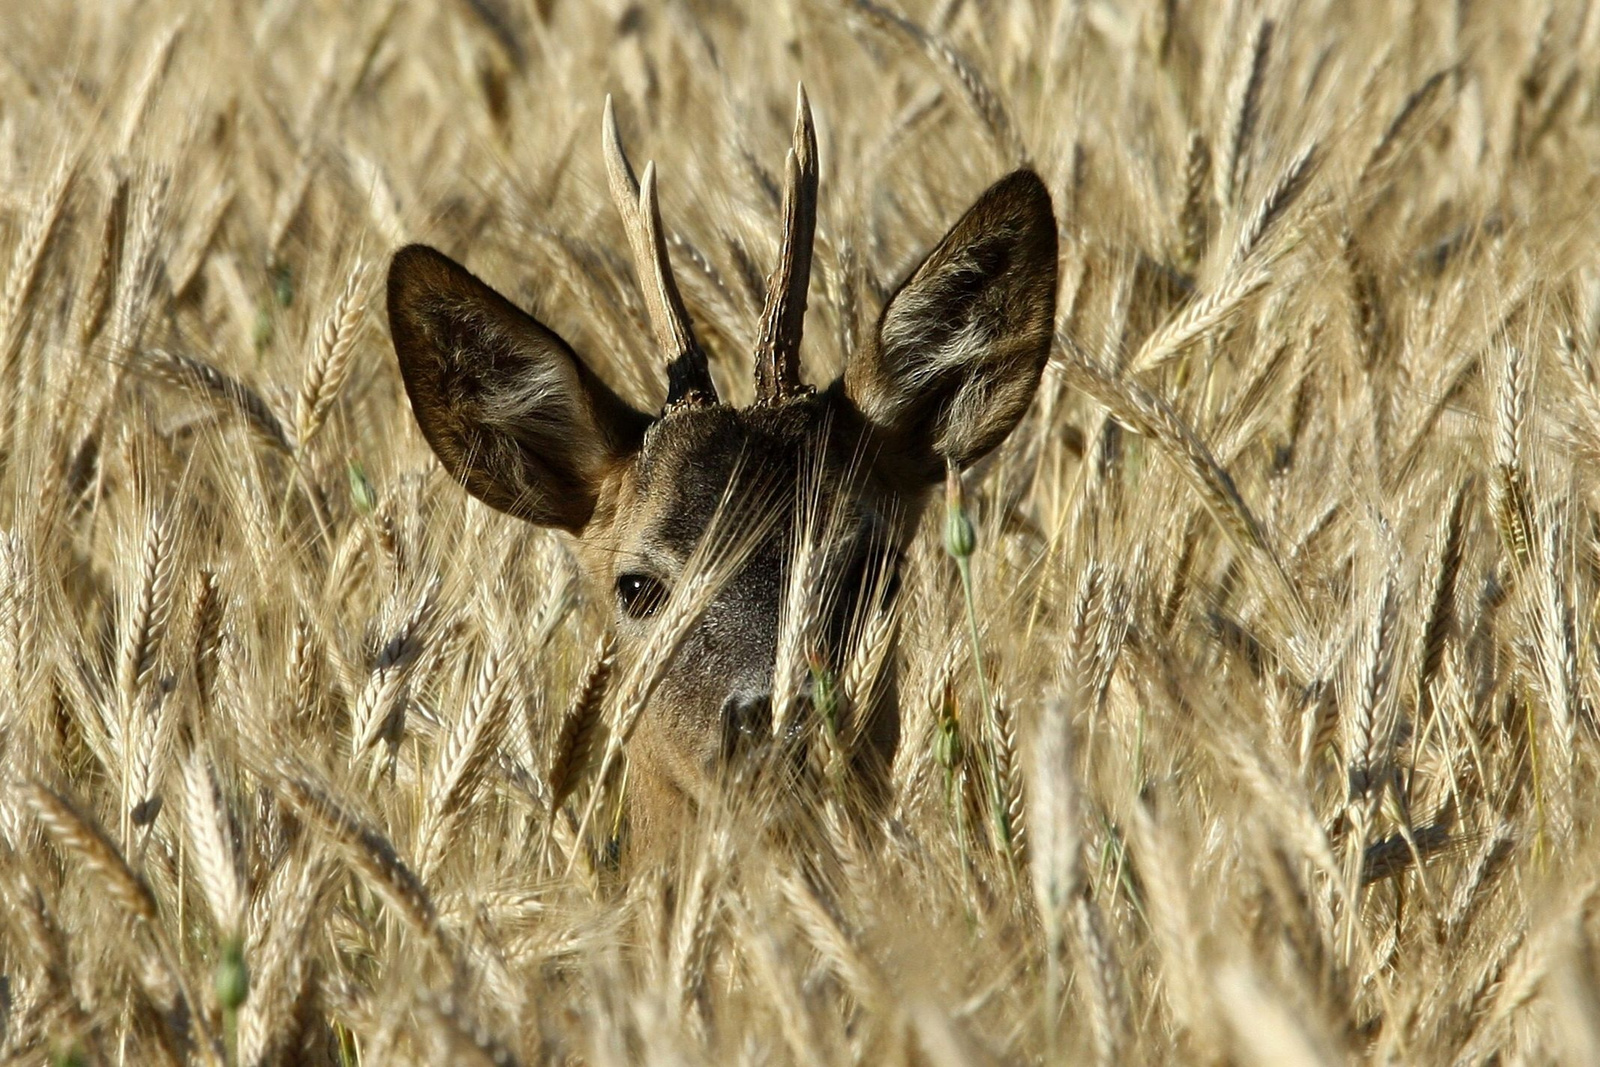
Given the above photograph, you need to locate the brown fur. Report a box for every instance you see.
[388,154,1057,850]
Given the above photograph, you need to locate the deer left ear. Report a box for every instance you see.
[844,170,1057,482]
[387,244,650,531]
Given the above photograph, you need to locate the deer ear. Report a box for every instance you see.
[387,244,649,531]
[845,170,1057,482]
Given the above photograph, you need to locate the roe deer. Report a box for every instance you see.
[386,88,1057,849]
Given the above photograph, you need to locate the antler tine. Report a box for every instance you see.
[602,95,717,408]
[601,95,643,224]
[754,83,819,404]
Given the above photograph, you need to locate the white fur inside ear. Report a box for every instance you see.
[845,174,1055,474]
[470,318,608,475]
[870,229,1016,424]
[475,339,580,423]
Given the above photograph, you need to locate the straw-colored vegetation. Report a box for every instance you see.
[3,0,1600,1063]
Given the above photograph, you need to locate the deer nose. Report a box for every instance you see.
[720,690,772,762]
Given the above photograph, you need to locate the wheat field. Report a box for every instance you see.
[2,0,1600,1063]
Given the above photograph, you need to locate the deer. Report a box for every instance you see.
[386,87,1058,852]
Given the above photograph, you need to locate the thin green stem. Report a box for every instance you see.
[945,463,1013,865]
[956,553,1012,858]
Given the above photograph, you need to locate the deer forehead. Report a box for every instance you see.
[598,399,884,570]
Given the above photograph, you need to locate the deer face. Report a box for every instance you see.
[581,396,904,829]
[387,91,1057,843]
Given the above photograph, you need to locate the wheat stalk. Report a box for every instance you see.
[1178,133,1212,271]
[22,781,159,927]
[237,857,331,1067]
[146,348,296,453]
[181,753,246,936]
[1220,18,1273,205]
[350,575,443,765]
[1231,141,1318,265]
[294,259,370,453]
[116,20,185,154]
[848,0,1027,164]
[1127,259,1272,374]
[1491,344,1535,573]
[1357,67,1454,193]
[276,769,449,952]
[417,636,515,879]
[547,629,617,813]
[116,509,177,845]
[0,530,34,731]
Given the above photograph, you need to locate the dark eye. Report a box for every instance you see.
[616,573,668,619]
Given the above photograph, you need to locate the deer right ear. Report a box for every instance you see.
[387,244,649,531]
[844,170,1057,483]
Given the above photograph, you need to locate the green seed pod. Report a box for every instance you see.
[943,464,976,559]
[935,716,963,770]
[272,261,295,308]
[252,306,274,354]
[810,661,839,735]
[348,462,376,514]
[214,938,249,1011]
[945,504,977,560]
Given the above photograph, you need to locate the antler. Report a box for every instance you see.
[753,84,819,404]
[602,96,718,408]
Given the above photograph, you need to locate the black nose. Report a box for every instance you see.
[720,690,772,762]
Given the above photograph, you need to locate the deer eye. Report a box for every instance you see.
[616,573,668,619]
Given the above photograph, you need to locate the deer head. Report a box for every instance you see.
[387,88,1057,847]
